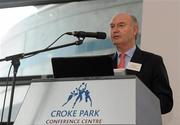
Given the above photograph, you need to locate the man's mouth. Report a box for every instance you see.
[113,35,121,39]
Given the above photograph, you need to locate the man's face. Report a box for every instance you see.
[110,14,137,47]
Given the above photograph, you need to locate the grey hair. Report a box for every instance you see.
[130,15,139,40]
[130,15,138,24]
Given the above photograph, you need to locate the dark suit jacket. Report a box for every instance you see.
[112,47,173,114]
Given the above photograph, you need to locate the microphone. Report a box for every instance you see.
[66,31,106,39]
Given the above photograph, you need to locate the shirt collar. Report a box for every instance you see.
[117,46,136,58]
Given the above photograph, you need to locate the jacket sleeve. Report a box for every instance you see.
[152,56,173,114]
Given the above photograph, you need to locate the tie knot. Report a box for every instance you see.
[119,53,126,58]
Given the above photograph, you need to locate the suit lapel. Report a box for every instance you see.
[126,47,143,75]
[112,52,118,69]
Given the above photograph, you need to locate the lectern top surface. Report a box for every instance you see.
[32,75,137,83]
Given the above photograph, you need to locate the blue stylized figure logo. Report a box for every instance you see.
[62,82,92,108]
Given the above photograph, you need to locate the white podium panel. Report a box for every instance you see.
[14,76,162,125]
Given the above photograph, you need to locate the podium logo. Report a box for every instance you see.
[46,82,102,124]
[62,82,92,108]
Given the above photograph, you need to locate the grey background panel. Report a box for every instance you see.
[0,0,143,123]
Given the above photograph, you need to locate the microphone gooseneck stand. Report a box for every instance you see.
[0,37,84,125]
[7,57,20,125]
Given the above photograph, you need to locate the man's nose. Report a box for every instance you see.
[112,26,120,33]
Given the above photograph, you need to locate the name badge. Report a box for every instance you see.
[127,62,142,72]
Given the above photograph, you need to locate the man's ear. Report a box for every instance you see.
[133,24,138,36]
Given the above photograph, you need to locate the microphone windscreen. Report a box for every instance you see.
[96,32,106,39]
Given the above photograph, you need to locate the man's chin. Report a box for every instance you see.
[113,41,124,45]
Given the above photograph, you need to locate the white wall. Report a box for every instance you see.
[141,0,180,124]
